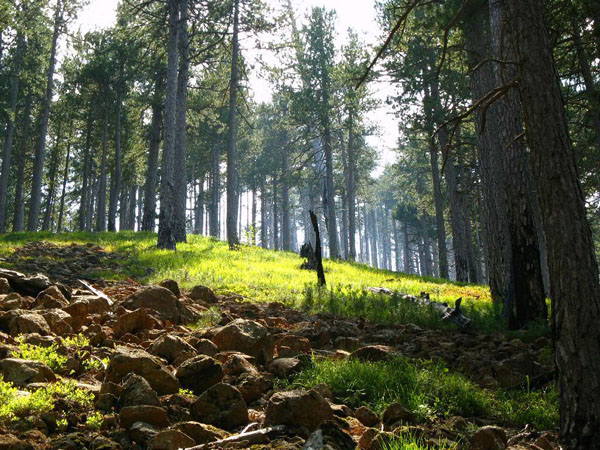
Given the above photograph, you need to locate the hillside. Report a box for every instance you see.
[0,233,559,449]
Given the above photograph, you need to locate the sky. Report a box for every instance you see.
[74,0,400,174]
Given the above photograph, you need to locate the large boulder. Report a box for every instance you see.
[113,308,162,337]
[123,286,180,323]
[0,278,11,295]
[190,383,249,430]
[211,319,268,360]
[0,269,51,297]
[150,334,197,364]
[119,405,169,430]
[159,279,181,298]
[189,285,218,303]
[264,389,333,432]
[0,358,56,386]
[382,402,415,426]
[0,434,33,450]
[9,312,51,336]
[41,309,73,336]
[470,426,507,450]
[176,355,224,395]
[119,373,160,408]
[147,430,195,450]
[32,286,69,310]
[106,347,179,395]
[349,345,397,362]
[174,421,229,445]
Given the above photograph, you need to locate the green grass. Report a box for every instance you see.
[282,357,558,431]
[0,376,94,423]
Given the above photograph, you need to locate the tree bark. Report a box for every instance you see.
[13,92,32,232]
[157,0,179,250]
[0,30,24,232]
[226,0,240,248]
[347,112,357,261]
[28,0,62,231]
[79,105,94,231]
[108,64,124,232]
[505,0,600,446]
[174,0,189,242]
[57,130,72,232]
[96,100,110,232]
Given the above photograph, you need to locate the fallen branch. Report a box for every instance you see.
[181,425,286,449]
[78,279,114,306]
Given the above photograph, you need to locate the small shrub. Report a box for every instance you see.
[85,411,103,429]
[12,339,67,372]
[189,307,221,329]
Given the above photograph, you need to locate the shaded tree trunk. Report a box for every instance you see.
[79,106,94,231]
[226,0,240,248]
[57,131,72,232]
[96,100,110,232]
[157,0,179,250]
[347,111,357,261]
[505,0,600,445]
[0,30,24,232]
[209,145,220,237]
[13,92,32,232]
[108,64,124,232]
[28,0,62,231]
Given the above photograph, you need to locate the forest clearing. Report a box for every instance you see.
[1,0,600,448]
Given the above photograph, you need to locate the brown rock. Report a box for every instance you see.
[470,426,508,450]
[211,319,268,360]
[123,286,180,323]
[119,373,160,407]
[189,285,218,303]
[193,338,219,356]
[268,357,306,378]
[113,308,162,337]
[119,405,169,430]
[9,312,51,336]
[150,334,197,364]
[148,429,195,450]
[237,373,271,403]
[174,421,229,445]
[176,355,224,395]
[190,383,249,430]
[105,347,179,395]
[41,309,73,336]
[32,286,69,309]
[159,279,181,298]
[304,420,355,450]
[264,389,333,432]
[0,358,56,386]
[0,278,11,295]
[0,292,22,311]
[222,354,258,376]
[382,402,415,426]
[355,406,380,427]
[0,434,33,450]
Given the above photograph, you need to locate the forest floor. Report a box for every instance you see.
[0,233,558,449]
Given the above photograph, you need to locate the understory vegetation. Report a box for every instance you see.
[283,357,558,431]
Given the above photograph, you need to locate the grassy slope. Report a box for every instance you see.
[0,231,489,306]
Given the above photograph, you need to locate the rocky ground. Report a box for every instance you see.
[0,242,558,450]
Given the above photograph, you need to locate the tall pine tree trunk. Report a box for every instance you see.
[96,101,110,232]
[13,92,31,232]
[174,0,189,242]
[505,0,600,445]
[108,65,124,232]
[226,0,240,248]
[57,130,72,232]
[0,30,24,232]
[347,112,357,261]
[28,0,62,231]
[79,106,93,231]
[157,0,180,250]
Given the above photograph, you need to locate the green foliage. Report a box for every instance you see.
[0,377,94,423]
[382,434,458,450]
[85,411,104,429]
[283,357,558,430]
[12,339,67,372]
[189,306,222,330]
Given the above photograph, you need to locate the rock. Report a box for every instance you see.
[106,347,179,395]
[63,296,110,331]
[272,334,312,355]
[129,421,158,443]
[190,382,249,430]
[0,358,56,386]
[237,373,271,403]
[150,334,197,364]
[193,338,219,356]
[264,389,333,432]
[41,309,73,336]
[349,345,397,362]
[32,286,69,309]
[304,420,355,450]
[147,429,195,450]
[174,421,229,445]
[0,269,51,296]
[9,312,51,336]
[113,308,162,337]
[355,406,380,427]
[268,357,306,378]
[211,319,268,360]
[470,426,508,450]
[176,355,224,395]
[222,354,258,376]
[382,402,415,426]
[119,373,160,408]
[189,285,218,303]
[50,432,92,450]
[123,286,180,323]
[0,292,22,310]
[159,279,181,298]
[119,405,169,430]
[0,434,33,450]
[358,428,395,450]
[0,278,11,295]
[90,436,122,450]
